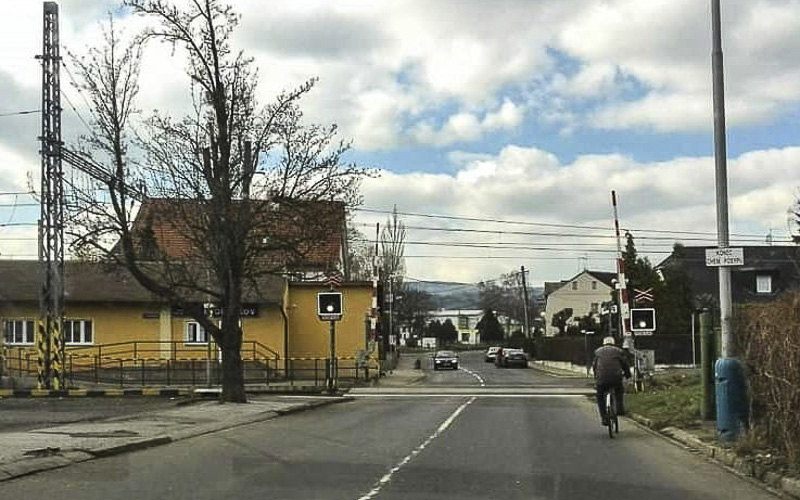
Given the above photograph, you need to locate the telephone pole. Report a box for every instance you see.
[710,0,747,441]
[520,266,531,339]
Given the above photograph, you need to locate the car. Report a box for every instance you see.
[433,350,459,370]
[485,346,500,362]
[501,348,529,368]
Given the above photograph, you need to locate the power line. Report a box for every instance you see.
[0,109,41,117]
[355,237,674,251]
[353,222,782,244]
[367,239,673,254]
[0,191,35,197]
[355,207,775,239]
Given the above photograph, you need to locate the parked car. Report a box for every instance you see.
[433,350,459,370]
[485,346,500,363]
[501,348,529,368]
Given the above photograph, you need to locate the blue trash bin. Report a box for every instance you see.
[715,358,748,441]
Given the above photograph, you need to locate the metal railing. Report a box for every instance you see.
[3,344,378,388]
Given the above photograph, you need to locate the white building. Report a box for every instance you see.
[427,309,484,345]
[543,271,616,337]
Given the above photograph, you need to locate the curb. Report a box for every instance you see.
[0,396,352,484]
[0,388,193,398]
[628,413,800,499]
[529,362,591,379]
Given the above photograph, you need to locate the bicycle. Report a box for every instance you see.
[604,388,619,438]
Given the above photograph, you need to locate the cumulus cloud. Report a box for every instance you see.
[410,99,524,147]
[360,144,800,282]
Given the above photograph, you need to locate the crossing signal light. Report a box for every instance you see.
[630,308,656,332]
[318,292,343,320]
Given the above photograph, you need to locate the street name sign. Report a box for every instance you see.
[705,247,744,267]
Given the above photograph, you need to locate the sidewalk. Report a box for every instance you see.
[0,394,352,482]
[375,353,426,387]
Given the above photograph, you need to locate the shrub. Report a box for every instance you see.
[737,292,800,472]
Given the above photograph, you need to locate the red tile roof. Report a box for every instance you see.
[128,198,345,272]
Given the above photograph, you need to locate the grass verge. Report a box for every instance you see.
[627,371,702,429]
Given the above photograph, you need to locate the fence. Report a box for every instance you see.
[3,342,378,388]
[539,334,695,366]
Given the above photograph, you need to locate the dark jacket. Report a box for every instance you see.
[592,345,632,384]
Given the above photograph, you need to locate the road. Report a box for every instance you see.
[0,351,777,500]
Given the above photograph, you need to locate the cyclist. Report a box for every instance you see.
[592,336,632,426]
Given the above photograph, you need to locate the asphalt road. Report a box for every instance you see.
[423,350,592,388]
[0,351,778,500]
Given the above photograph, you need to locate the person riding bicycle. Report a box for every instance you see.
[592,336,632,426]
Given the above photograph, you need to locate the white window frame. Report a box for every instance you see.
[184,321,211,345]
[3,319,36,345]
[756,274,772,294]
[63,319,93,345]
[592,281,597,290]
[572,282,578,290]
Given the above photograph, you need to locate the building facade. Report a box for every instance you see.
[543,271,616,337]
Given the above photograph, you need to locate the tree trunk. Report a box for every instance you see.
[220,328,247,403]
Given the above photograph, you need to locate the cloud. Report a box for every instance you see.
[410,99,524,147]
[360,144,800,283]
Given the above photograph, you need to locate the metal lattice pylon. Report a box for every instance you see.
[37,1,64,390]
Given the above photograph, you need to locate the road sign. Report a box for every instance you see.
[317,292,343,321]
[630,308,656,332]
[634,287,654,303]
[323,272,343,288]
[705,247,744,267]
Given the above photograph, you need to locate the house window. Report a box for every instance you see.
[458,316,469,330]
[592,281,597,290]
[591,303,599,314]
[185,321,210,344]
[64,319,93,344]
[572,282,578,290]
[461,332,470,342]
[3,319,35,345]
[756,275,772,294]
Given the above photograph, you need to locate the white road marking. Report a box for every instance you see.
[356,397,476,500]
[348,394,585,398]
[459,366,486,386]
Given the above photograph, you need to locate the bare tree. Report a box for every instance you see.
[380,206,406,283]
[66,1,372,402]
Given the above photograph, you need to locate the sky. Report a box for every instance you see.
[1,0,800,286]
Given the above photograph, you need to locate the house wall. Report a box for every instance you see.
[286,284,372,358]
[544,273,612,336]
[1,301,286,362]
[1,302,163,347]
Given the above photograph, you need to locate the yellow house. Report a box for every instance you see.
[0,260,375,384]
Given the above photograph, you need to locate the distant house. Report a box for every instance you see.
[543,270,616,337]
[427,309,483,345]
[657,245,800,307]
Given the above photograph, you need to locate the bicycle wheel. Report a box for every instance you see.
[606,391,616,439]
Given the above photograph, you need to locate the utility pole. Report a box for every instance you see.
[711,0,733,360]
[520,266,531,339]
[37,2,65,390]
[710,0,747,441]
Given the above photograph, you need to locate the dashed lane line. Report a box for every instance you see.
[356,396,476,500]
[459,366,486,386]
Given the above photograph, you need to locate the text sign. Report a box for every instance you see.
[705,247,744,267]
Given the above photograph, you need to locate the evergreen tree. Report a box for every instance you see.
[476,309,505,343]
